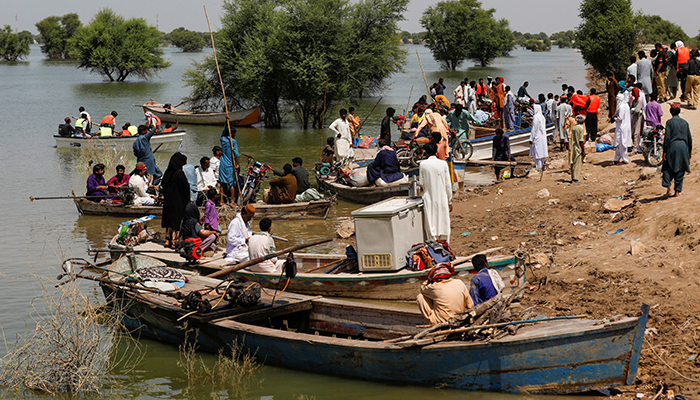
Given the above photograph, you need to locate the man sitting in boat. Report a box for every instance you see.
[128,162,158,206]
[163,122,178,133]
[59,117,74,137]
[73,113,90,138]
[366,139,408,187]
[266,164,296,204]
[469,254,505,305]
[145,111,163,133]
[101,111,118,130]
[417,262,474,324]
[106,165,130,196]
[273,157,310,195]
[247,218,285,273]
[86,163,109,203]
[224,204,255,263]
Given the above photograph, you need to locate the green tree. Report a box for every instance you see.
[550,30,576,48]
[575,0,637,78]
[35,13,81,59]
[71,9,170,81]
[632,13,688,45]
[523,38,551,52]
[184,0,407,128]
[0,25,30,61]
[421,0,514,70]
[169,27,206,52]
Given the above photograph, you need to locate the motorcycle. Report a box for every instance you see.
[239,153,273,206]
[640,124,664,167]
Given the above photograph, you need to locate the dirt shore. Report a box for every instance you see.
[449,98,700,398]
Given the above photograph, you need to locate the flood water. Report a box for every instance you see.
[0,44,590,398]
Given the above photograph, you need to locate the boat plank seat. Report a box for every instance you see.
[228,296,322,323]
[309,298,424,334]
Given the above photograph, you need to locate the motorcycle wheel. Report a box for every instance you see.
[645,145,663,167]
[410,147,429,167]
[395,148,414,169]
[452,140,474,161]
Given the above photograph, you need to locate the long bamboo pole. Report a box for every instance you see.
[319,76,329,162]
[404,85,413,118]
[206,236,334,278]
[204,6,242,205]
[416,50,433,102]
[360,96,383,127]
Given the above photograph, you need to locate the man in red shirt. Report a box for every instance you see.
[584,88,601,141]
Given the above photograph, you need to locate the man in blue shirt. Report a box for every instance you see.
[133,125,163,186]
[469,254,505,305]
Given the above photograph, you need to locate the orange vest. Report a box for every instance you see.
[120,129,131,137]
[586,95,600,114]
[677,47,690,69]
[101,115,115,125]
[571,94,588,115]
[163,127,173,133]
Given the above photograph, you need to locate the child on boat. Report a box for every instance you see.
[203,187,220,232]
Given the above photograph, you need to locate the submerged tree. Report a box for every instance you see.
[420,0,514,70]
[168,27,207,52]
[35,13,81,59]
[576,0,637,78]
[71,9,170,81]
[632,13,689,45]
[0,25,30,61]
[184,0,407,128]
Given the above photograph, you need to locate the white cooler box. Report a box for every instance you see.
[351,197,424,272]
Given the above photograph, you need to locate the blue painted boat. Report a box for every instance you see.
[99,255,649,395]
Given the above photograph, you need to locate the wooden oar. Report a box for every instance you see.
[30,194,113,201]
[205,6,242,203]
[206,236,334,278]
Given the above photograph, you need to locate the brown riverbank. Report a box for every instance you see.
[449,98,700,397]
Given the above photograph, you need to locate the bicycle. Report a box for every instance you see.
[448,129,474,161]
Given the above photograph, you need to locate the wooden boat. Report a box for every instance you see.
[74,195,336,220]
[107,241,523,301]
[98,254,650,394]
[54,130,186,152]
[141,101,260,126]
[315,170,409,204]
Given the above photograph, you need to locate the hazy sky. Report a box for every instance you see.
[4,0,698,37]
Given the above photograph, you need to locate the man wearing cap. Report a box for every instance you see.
[225,204,255,263]
[59,117,74,137]
[662,103,692,197]
[129,163,157,206]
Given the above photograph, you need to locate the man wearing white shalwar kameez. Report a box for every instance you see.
[614,93,632,164]
[467,83,477,115]
[529,106,548,171]
[453,82,467,107]
[329,109,352,161]
[419,143,452,243]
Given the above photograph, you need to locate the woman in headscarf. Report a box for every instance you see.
[161,152,190,247]
[180,203,219,255]
[529,105,548,171]
[613,92,632,165]
[414,109,451,159]
[503,85,515,130]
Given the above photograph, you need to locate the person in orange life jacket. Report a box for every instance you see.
[145,111,163,133]
[676,41,690,101]
[101,111,118,130]
[584,88,601,141]
[163,121,179,133]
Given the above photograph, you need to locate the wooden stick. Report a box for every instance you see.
[319,76,329,162]
[304,258,346,273]
[151,143,163,154]
[416,50,433,102]
[423,314,588,338]
[464,159,534,167]
[206,236,334,278]
[204,6,242,203]
[452,246,504,266]
[30,194,115,201]
[360,96,383,127]
[404,85,413,118]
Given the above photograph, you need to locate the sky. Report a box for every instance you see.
[3,0,698,37]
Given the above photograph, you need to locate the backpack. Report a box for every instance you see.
[407,241,456,271]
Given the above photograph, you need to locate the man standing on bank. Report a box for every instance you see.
[420,143,452,243]
[662,103,692,197]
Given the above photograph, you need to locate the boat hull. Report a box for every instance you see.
[315,171,409,204]
[54,131,185,152]
[74,196,335,220]
[468,123,555,161]
[100,277,649,395]
[142,103,260,126]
